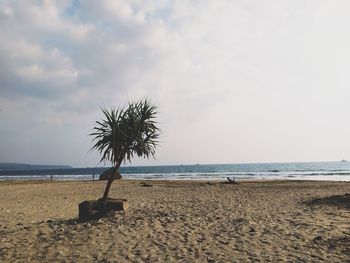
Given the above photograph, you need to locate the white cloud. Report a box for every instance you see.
[1,0,350,166]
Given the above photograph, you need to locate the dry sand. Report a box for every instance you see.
[0,180,350,262]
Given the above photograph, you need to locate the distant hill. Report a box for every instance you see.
[0,163,73,171]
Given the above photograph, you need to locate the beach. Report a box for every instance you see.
[0,180,349,262]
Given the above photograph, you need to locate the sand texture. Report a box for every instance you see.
[0,180,350,262]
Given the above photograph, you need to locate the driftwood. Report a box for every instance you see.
[140,182,152,187]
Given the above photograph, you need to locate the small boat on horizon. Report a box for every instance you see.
[340,160,347,162]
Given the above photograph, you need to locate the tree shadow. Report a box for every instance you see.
[305,193,350,210]
[46,218,81,226]
[45,211,126,226]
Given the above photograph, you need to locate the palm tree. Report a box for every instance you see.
[90,99,160,202]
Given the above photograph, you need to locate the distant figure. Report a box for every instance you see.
[226,177,238,184]
[92,174,95,181]
[50,175,53,180]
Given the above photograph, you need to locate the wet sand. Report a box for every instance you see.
[0,180,350,262]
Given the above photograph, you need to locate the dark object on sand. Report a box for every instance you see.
[225,177,239,184]
[99,167,122,181]
[306,193,350,210]
[79,198,128,221]
[140,182,152,187]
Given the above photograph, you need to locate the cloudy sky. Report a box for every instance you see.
[1,0,350,167]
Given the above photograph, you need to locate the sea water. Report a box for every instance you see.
[1,161,350,181]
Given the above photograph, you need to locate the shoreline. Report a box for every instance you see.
[1,161,350,183]
[1,174,350,182]
[1,180,349,261]
[1,178,350,185]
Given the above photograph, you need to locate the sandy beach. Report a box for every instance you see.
[0,180,349,262]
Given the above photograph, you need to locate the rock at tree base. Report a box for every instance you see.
[99,167,122,180]
[79,198,128,221]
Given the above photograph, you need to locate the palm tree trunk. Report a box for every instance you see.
[101,164,120,203]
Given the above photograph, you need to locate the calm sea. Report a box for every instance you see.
[1,161,350,181]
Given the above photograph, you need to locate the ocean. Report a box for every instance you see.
[1,161,350,181]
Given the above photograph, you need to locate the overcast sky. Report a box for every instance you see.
[1,0,350,167]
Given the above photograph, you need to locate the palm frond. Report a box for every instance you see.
[90,99,160,167]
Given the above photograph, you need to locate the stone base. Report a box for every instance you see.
[79,198,128,221]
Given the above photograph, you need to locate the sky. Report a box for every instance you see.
[1,0,350,167]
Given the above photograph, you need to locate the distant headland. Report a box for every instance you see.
[0,163,72,171]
